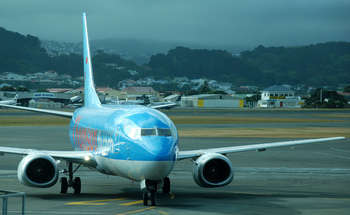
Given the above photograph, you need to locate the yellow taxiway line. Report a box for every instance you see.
[115,206,156,215]
[119,200,143,206]
[66,198,125,205]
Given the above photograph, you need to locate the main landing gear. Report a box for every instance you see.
[141,177,171,206]
[162,177,170,194]
[60,162,82,194]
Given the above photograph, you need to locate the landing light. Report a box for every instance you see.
[84,155,91,161]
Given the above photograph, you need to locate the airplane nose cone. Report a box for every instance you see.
[141,160,175,180]
[137,138,176,180]
[146,138,176,161]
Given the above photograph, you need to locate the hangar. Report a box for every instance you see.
[181,94,244,108]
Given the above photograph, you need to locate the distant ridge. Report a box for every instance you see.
[148,42,350,86]
[1,25,350,87]
[0,27,50,74]
[42,38,247,65]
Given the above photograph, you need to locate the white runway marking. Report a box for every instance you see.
[330,147,350,153]
[8,211,106,215]
[314,151,350,160]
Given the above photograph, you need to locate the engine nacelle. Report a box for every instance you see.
[17,154,58,188]
[193,153,234,187]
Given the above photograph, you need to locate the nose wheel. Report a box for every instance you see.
[143,190,156,206]
[60,162,82,194]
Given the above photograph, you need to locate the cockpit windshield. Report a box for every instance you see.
[141,128,171,137]
[141,128,156,136]
[157,128,172,136]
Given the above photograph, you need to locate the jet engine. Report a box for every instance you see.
[193,153,234,187]
[17,154,58,188]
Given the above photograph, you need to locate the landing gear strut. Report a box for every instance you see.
[141,180,157,206]
[162,177,170,194]
[141,177,171,206]
[60,162,81,194]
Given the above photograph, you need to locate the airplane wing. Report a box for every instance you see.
[148,102,177,109]
[177,137,346,160]
[0,146,96,166]
[0,94,17,105]
[0,104,73,118]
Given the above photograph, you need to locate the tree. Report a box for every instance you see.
[198,81,211,94]
[17,86,29,91]
[304,88,347,108]
[0,86,16,91]
[344,85,350,93]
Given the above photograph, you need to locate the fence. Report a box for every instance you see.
[0,190,25,215]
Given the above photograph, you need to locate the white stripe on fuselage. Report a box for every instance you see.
[94,156,175,181]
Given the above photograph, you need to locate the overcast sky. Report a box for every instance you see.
[0,0,349,48]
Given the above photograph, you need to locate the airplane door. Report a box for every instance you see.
[113,126,130,159]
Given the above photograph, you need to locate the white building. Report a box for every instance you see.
[1,72,28,81]
[181,94,244,108]
[258,85,304,108]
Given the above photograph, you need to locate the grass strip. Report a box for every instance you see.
[170,116,343,124]
[0,116,70,126]
[179,127,350,138]
[0,115,344,126]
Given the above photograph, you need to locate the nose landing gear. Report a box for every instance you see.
[141,177,171,206]
[141,179,157,206]
[60,162,82,194]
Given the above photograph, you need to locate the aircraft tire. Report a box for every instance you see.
[73,177,81,195]
[162,177,170,194]
[60,177,68,194]
[143,191,148,206]
[150,191,156,206]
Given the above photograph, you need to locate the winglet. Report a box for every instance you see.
[82,12,101,107]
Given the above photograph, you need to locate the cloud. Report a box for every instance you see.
[0,0,349,47]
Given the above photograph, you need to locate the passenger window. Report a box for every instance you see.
[157,128,171,136]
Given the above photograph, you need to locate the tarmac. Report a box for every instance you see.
[0,109,349,215]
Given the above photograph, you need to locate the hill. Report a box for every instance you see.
[0,27,144,87]
[240,42,350,86]
[147,43,350,86]
[1,26,349,87]
[42,38,246,65]
[0,27,51,74]
[148,47,263,85]
[148,42,350,86]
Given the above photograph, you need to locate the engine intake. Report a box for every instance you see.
[17,154,58,188]
[193,153,233,187]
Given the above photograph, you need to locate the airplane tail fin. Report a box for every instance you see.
[82,12,101,107]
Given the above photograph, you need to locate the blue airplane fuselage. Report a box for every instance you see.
[69,104,178,181]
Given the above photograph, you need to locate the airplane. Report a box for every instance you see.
[108,97,177,109]
[0,94,18,105]
[0,13,345,206]
[146,101,177,109]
